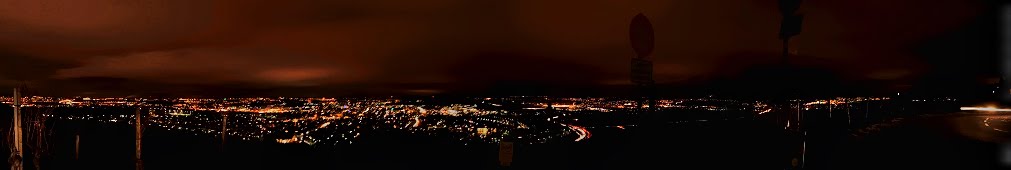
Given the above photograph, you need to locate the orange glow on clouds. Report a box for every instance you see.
[257,68,334,83]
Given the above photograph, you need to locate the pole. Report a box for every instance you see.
[801,131,807,169]
[847,104,852,125]
[796,100,801,128]
[221,113,228,148]
[135,107,143,170]
[782,38,790,65]
[74,134,79,160]
[864,101,869,119]
[11,88,23,170]
[828,99,833,119]
[845,102,853,125]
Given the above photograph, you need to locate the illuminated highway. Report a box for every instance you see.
[562,124,591,142]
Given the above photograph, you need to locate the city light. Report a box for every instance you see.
[15,95,900,146]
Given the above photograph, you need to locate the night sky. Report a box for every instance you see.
[0,0,1001,97]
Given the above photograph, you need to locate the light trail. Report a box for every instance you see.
[412,116,421,127]
[960,107,1011,112]
[562,124,591,142]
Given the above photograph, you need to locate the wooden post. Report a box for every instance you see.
[221,113,228,148]
[135,107,143,170]
[11,88,23,170]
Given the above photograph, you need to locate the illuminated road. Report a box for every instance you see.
[562,124,591,142]
[825,112,1010,169]
[960,114,1011,142]
[983,117,1009,133]
[412,116,421,127]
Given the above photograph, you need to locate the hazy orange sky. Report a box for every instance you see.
[0,0,998,96]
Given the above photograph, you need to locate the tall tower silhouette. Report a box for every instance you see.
[777,0,805,129]
[779,0,803,65]
[777,1,807,169]
[629,13,656,110]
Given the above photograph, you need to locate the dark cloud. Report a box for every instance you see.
[0,0,996,96]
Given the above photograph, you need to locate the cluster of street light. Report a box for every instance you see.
[43,98,582,145]
[22,96,904,146]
